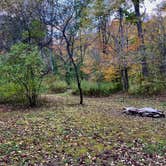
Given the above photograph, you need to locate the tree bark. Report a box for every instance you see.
[71,57,83,104]
[119,7,129,91]
[121,68,129,91]
[63,31,83,105]
[133,0,148,77]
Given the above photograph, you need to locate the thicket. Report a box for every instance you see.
[0,43,45,107]
[72,80,122,97]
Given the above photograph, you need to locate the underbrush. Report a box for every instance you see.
[42,75,68,94]
[129,77,166,96]
[0,82,26,105]
[0,81,43,107]
[71,80,122,97]
[47,81,68,93]
[42,76,122,96]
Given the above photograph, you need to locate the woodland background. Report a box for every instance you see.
[0,0,166,106]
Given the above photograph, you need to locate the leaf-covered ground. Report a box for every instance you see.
[0,94,166,165]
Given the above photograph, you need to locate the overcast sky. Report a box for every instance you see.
[0,0,165,16]
[142,0,166,15]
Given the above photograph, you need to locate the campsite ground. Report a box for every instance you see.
[0,94,166,165]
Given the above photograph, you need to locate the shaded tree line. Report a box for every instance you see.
[0,0,165,106]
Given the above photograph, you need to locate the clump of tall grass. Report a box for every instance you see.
[71,80,122,97]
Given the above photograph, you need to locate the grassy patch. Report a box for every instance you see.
[0,94,165,165]
[143,141,166,155]
[72,80,122,96]
[42,75,68,94]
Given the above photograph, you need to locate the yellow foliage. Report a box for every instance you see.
[129,64,141,76]
[81,66,92,75]
[102,66,119,81]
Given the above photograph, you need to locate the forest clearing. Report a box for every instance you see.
[0,94,166,165]
[0,0,166,165]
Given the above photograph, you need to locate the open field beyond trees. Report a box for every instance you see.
[0,94,166,166]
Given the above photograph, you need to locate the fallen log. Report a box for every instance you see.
[123,107,165,118]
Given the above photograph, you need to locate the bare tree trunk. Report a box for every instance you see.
[121,68,129,90]
[133,0,148,77]
[29,94,37,107]
[63,31,83,105]
[71,57,83,104]
[98,15,109,54]
[158,15,166,76]
[119,7,129,91]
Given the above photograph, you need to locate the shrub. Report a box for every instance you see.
[49,81,68,93]
[129,77,166,95]
[0,43,45,107]
[71,80,122,97]
[42,75,68,93]
[0,81,26,104]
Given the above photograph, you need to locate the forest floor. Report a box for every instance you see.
[0,93,166,165]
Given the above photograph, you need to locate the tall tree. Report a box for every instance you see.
[157,3,166,76]
[40,0,91,104]
[93,0,114,54]
[118,7,129,90]
[132,0,149,77]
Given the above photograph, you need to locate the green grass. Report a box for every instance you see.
[48,80,68,93]
[42,75,68,94]
[72,80,122,96]
[143,141,166,155]
[0,94,165,165]
[129,78,166,95]
[0,82,26,104]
